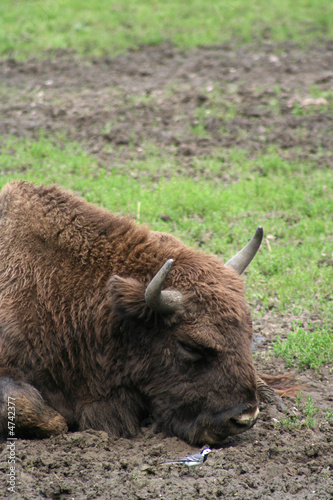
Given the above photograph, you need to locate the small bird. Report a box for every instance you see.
[162,447,212,466]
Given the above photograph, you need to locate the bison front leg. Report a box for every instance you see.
[256,375,286,411]
[256,372,303,412]
[0,377,68,439]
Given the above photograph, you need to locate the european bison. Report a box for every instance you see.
[0,181,278,445]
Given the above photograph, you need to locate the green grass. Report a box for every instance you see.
[1,0,333,59]
[274,392,322,430]
[274,322,333,371]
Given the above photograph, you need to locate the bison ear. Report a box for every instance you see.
[107,275,149,319]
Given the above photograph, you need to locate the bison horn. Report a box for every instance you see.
[225,226,263,275]
[145,259,183,314]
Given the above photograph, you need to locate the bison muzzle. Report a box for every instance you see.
[0,181,264,445]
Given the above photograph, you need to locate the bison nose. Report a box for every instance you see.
[231,405,259,428]
[200,404,260,444]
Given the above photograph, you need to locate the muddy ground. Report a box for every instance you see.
[1,42,333,499]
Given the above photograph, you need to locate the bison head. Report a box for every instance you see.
[109,228,263,446]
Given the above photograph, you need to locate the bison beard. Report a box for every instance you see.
[0,181,282,445]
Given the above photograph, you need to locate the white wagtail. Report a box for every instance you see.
[162,447,212,466]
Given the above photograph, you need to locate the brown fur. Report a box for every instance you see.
[0,181,265,444]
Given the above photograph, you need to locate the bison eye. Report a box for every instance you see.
[176,341,203,362]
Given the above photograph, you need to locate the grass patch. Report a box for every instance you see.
[275,392,321,430]
[0,134,98,189]
[1,0,333,59]
[274,321,333,371]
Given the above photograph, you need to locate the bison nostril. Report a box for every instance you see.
[232,406,259,426]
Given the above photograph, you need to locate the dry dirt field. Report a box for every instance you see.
[0,42,333,499]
